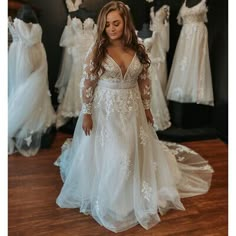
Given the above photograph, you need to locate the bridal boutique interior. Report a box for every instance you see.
[9,0,227,143]
[8,0,228,235]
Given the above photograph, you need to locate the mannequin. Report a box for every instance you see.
[16,4,38,23]
[185,0,204,8]
[69,7,97,21]
[137,0,154,38]
[154,0,169,12]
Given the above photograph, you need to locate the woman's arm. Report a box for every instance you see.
[137,65,154,126]
[80,46,98,135]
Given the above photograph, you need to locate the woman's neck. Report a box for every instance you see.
[109,39,124,48]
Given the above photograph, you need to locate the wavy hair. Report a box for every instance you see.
[91,1,150,76]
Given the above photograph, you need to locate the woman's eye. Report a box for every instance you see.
[114,23,119,26]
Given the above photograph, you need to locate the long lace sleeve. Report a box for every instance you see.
[137,66,151,110]
[80,47,99,114]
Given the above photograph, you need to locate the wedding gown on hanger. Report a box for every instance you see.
[143,35,171,131]
[55,46,214,233]
[149,5,170,93]
[142,5,171,131]
[56,17,96,128]
[55,0,83,103]
[8,18,56,156]
[55,15,73,103]
[166,0,214,106]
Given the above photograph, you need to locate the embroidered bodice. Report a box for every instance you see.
[150,5,170,32]
[65,0,82,12]
[80,47,151,114]
[71,17,95,32]
[60,17,96,50]
[9,18,42,46]
[177,0,208,25]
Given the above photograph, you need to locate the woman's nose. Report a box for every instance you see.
[110,25,115,31]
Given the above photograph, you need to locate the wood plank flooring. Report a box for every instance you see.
[8,133,228,236]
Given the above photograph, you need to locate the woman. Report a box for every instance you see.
[55,1,213,232]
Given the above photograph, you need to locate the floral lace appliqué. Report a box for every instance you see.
[142,181,153,202]
[139,126,149,145]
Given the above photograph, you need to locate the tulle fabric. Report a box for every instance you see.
[55,83,213,232]
[149,5,170,92]
[56,17,96,128]
[55,16,73,103]
[8,18,56,156]
[144,31,171,131]
[166,0,214,106]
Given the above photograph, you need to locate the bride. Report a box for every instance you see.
[55,1,213,233]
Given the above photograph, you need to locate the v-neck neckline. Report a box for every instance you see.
[107,53,136,79]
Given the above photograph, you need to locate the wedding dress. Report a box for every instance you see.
[8,18,56,156]
[55,15,73,104]
[149,5,170,92]
[56,17,96,128]
[166,0,214,106]
[55,46,213,232]
[55,0,83,103]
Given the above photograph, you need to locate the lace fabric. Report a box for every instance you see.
[166,0,214,106]
[56,18,96,128]
[55,43,213,232]
[80,47,151,114]
[143,33,171,131]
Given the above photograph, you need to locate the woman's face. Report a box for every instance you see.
[105,10,124,41]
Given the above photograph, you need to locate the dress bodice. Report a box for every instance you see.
[100,54,142,83]
[71,17,96,32]
[150,5,170,32]
[177,0,208,25]
[80,46,151,114]
[10,18,42,46]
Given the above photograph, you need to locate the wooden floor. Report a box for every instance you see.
[8,133,228,236]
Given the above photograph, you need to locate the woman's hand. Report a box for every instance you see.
[145,109,154,126]
[82,114,93,136]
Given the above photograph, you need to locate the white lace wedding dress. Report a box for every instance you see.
[143,35,171,131]
[166,0,214,106]
[143,5,171,131]
[8,18,56,156]
[55,15,73,103]
[55,0,83,103]
[55,47,214,232]
[149,5,170,93]
[56,17,96,128]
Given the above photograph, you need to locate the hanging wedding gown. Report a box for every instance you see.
[55,0,83,103]
[143,35,171,131]
[149,5,170,93]
[8,18,56,156]
[166,0,214,106]
[55,15,73,103]
[55,46,213,233]
[142,5,171,131]
[56,17,96,128]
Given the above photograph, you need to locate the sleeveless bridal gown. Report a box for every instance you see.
[56,17,96,128]
[166,0,214,105]
[8,18,56,156]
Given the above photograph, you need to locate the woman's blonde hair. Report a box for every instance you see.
[91,1,150,76]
